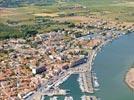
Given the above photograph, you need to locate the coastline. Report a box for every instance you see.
[77,31,126,94]
[0,0,134,98]
[35,32,126,99]
[92,32,134,100]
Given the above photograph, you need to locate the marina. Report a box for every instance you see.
[1,0,134,99]
[28,31,125,100]
[0,13,132,99]
[31,32,125,99]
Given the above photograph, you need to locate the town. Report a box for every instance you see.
[0,19,133,100]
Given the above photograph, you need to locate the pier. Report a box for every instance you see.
[78,71,94,93]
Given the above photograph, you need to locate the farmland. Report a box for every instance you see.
[0,0,134,39]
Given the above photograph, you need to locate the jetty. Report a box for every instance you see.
[78,71,94,93]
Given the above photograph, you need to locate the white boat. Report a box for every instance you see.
[50,96,58,100]
[94,79,99,88]
[92,73,100,88]
[81,95,90,100]
[64,96,73,100]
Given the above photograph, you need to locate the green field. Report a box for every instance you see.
[0,0,134,39]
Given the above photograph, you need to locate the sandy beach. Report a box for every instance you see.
[125,68,134,90]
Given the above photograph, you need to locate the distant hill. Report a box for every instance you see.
[0,0,79,8]
[0,0,56,7]
[1,0,133,8]
[0,0,81,7]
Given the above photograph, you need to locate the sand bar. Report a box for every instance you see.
[125,68,134,90]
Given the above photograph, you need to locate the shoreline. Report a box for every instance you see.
[125,68,134,90]
[23,31,127,99]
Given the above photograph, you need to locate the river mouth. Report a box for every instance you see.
[93,33,134,100]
